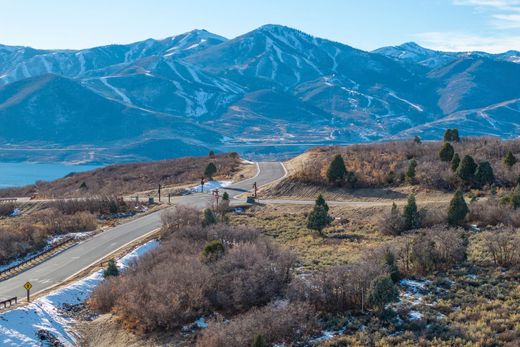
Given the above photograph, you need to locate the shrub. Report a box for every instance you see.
[196,303,319,347]
[203,208,217,227]
[201,240,225,263]
[103,259,119,278]
[160,206,200,237]
[456,155,477,182]
[504,151,517,168]
[474,161,494,187]
[385,251,401,283]
[439,143,455,162]
[451,153,461,172]
[379,203,405,235]
[509,184,520,209]
[367,275,399,312]
[448,190,469,226]
[403,195,421,230]
[406,159,417,182]
[483,229,520,267]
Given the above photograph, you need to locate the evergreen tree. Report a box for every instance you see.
[222,192,230,201]
[384,202,404,235]
[444,128,460,142]
[326,154,347,185]
[307,205,332,235]
[252,335,267,347]
[202,208,217,227]
[443,129,453,142]
[456,155,477,182]
[403,195,421,230]
[406,159,417,182]
[315,194,329,212]
[447,189,469,226]
[414,136,421,144]
[509,184,520,209]
[103,259,119,278]
[504,151,518,169]
[367,276,399,312]
[451,153,461,172]
[208,150,215,158]
[439,142,455,162]
[201,240,225,263]
[385,251,401,283]
[204,162,217,180]
[474,161,494,187]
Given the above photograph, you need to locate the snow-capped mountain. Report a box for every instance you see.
[0,25,519,163]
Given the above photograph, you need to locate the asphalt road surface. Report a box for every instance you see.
[0,162,286,301]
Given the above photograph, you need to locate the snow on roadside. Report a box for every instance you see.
[186,180,232,193]
[0,240,159,347]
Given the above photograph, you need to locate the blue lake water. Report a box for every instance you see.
[0,162,102,187]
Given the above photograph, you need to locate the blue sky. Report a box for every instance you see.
[1,0,519,52]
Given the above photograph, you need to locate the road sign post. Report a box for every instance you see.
[158,184,162,202]
[201,177,205,193]
[253,182,258,198]
[24,281,32,302]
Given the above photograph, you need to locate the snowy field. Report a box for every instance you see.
[0,240,159,347]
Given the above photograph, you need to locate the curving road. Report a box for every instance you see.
[0,162,286,302]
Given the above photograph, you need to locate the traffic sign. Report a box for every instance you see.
[24,282,32,290]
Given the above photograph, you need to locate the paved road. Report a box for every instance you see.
[0,162,286,301]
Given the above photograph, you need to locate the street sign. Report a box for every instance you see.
[24,282,32,290]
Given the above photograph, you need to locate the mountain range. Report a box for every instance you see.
[0,24,519,163]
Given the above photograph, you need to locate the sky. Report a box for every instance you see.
[0,0,519,53]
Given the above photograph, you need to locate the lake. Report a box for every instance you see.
[0,162,102,187]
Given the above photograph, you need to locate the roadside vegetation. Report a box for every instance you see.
[0,153,243,198]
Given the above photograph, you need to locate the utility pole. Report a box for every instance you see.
[168,193,171,204]
[201,177,205,193]
[158,184,161,202]
[253,182,258,198]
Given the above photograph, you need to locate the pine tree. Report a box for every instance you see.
[252,335,267,347]
[406,159,417,182]
[444,128,460,142]
[367,276,399,313]
[326,154,347,185]
[403,195,421,230]
[202,208,217,226]
[103,259,119,278]
[385,251,401,283]
[439,142,455,162]
[307,205,332,235]
[448,189,469,226]
[474,161,494,187]
[315,194,329,212]
[414,136,421,144]
[509,184,520,209]
[208,150,215,158]
[204,162,217,180]
[456,155,477,182]
[222,192,230,201]
[504,151,517,169]
[451,153,461,172]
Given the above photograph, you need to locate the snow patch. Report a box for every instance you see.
[0,240,159,347]
[187,180,232,193]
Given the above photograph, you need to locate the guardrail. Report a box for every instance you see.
[0,237,77,282]
[0,297,17,308]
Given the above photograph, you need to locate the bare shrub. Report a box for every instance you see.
[0,202,18,217]
[289,249,388,313]
[396,227,466,275]
[196,303,320,347]
[48,196,131,215]
[160,206,200,238]
[483,229,520,267]
[31,208,97,234]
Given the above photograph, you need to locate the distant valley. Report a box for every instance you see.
[0,24,519,163]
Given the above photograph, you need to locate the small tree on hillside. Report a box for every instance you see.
[382,202,405,235]
[204,162,217,180]
[326,154,347,185]
[201,240,225,263]
[504,151,517,169]
[414,136,421,144]
[367,275,399,313]
[406,159,417,183]
[475,161,494,188]
[103,259,119,278]
[208,150,215,158]
[509,184,520,209]
[307,198,332,236]
[444,128,460,142]
[403,195,421,230]
[451,153,461,172]
[202,208,217,227]
[385,251,401,283]
[456,155,477,182]
[448,189,469,226]
[439,142,455,162]
[315,194,329,212]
